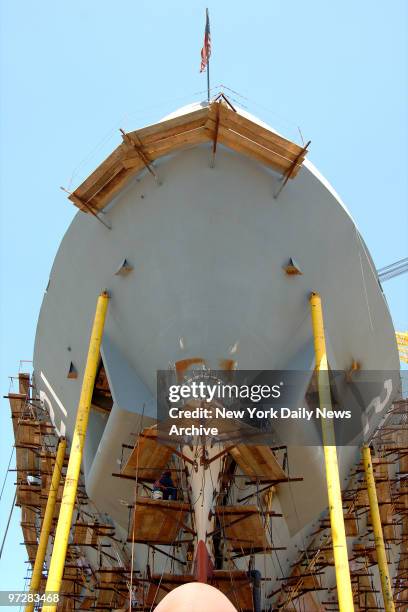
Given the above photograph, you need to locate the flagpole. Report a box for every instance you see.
[207,58,210,103]
[206,8,210,102]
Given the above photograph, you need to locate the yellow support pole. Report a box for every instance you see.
[362,446,395,612]
[25,438,66,612]
[309,292,354,612]
[43,291,109,612]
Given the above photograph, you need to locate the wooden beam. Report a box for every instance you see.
[274,140,311,199]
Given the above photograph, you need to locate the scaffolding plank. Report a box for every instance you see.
[132,108,209,145]
[229,444,286,482]
[96,571,127,609]
[88,165,140,212]
[16,446,36,472]
[16,485,41,507]
[73,524,98,546]
[218,105,304,167]
[345,513,359,537]
[144,126,210,158]
[215,505,269,552]
[9,393,28,436]
[21,506,38,562]
[219,104,303,156]
[69,100,307,213]
[71,113,210,209]
[356,573,378,610]
[122,426,173,481]
[128,497,190,545]
[69,142,128,208]
[15,421,41,447]
[217,126,290,175]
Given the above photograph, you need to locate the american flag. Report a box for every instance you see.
[200,9,211,73]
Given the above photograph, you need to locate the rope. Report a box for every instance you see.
[65,82,305,198]
[358,248,374,332]
[215,84,303,137]
[0,489,17,559]
[0,446,15,502]
[129,403,145,611]
[286,452,311,565]
[220,498,243,612]
[1,374,42,557]
[66,85,216,191]
[148,502,188,611]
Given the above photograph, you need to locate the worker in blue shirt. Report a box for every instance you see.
[152,469,177,500]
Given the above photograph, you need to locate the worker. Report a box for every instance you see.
[152,470,177,500]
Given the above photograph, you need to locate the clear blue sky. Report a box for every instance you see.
[1,0,407,601]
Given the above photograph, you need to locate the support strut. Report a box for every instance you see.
[362,446,395,612]
[42,291,109,612]
[25,438,66,612]
[309,292,354,611]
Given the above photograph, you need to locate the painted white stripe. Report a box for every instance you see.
[40,371,67,417]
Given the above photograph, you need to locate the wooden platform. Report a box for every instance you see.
[16,484,41,508]
[320,511,358,537]
[128,497,190,545]
[72,521,115,546]
[69,98,309,212]
[121,425,174,481]
[215,505,270,553]
[371,458,395,541]
[229,444,287,482]
[60,566,81,596]
[94,571,127,609]
[353,543,378,565]
[15,420,43,447]
[73,524,98,546]
[9,393,29,423]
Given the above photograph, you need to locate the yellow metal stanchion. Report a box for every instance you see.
[309,292,354,611]
[43,291,109,612]
[25,438,66,612]
[362,446,395,612]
